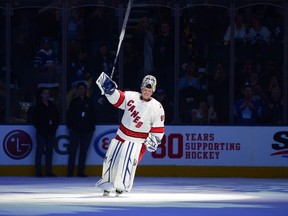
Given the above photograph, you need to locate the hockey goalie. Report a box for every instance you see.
[95,72,165,196]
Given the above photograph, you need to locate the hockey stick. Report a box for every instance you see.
[110,0,134,79]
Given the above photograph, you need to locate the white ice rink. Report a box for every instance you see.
[0,176,288,216]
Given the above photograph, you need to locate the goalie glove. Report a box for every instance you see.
[96,72,118,95]
[144,134,161,152]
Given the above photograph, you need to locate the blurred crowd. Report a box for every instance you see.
[0,1,285,125]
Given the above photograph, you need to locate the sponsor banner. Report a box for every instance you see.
[142,126,288,166]
[0,126,36,165]
[0,125,287,166]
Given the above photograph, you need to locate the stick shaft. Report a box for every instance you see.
[110,0,134,79]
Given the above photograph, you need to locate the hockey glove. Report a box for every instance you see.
[102,77,116,95]
[96,72,118,95]
[144,135,161,152]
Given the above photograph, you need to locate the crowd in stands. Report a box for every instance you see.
[0,2,285,125]
[178,5,284,125]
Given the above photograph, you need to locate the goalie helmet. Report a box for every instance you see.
[141,75,157,92]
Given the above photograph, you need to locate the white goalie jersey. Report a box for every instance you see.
[106,90,165,143]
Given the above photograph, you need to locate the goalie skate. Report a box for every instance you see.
[103,190,111,196]
[115,189,123,197]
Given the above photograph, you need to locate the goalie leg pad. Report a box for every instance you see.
[95,138,120,191]
[113,141,142,192]
[96,138,142,192]
[95,178,114,192]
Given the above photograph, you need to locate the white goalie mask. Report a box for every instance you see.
[141,75,157,92]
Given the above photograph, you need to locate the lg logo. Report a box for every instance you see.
[3,130,33,159]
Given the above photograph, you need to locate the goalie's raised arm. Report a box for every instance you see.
[95,72,118,95]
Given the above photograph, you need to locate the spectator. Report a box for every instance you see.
[235,59,256,98]
[94,43,114,77]
[85,7,114,71]
[191,99,218,124]
[233,83,262,125]
[270,13,284,43]
[179,62,202,98]
[247,72,268,103]
[154,21,174,96]
[67,9,84,44]
[132,16,155,75]
[182,15,199,62]
[34,37,59,101]
[245,16,271,46]
[261,59,282,94]
[67,82,96,177]
[208,63,229,124]
[224,14,247,46]
[179,62,203,124]
[31,88,59,177]
[262,86,283,125]
[92,43,114,106]
[68,50,90,89]
[67,49,90,105]
[67,9,84,62]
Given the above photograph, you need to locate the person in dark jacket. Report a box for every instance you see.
[32,87,59,177]
[67,82,96,177]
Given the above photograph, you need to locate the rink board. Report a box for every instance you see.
[0,125,288,177]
